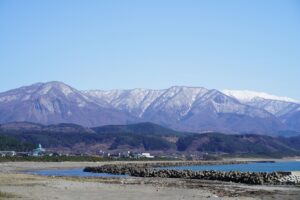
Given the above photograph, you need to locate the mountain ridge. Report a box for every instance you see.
[0,81,299,135]
[1,121,300,157]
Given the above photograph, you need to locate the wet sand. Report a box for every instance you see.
[0,162,300,200]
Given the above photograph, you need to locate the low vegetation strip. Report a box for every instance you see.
[0,135,34,152]
[0,155,176,162]
[0,155,108,162]
[2,122,300,157]
[0,191,17,199]
[84,162,296,185]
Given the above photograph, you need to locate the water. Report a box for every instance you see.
[162,161,300,173]
[29,168,128,178]
[28,161,300,177]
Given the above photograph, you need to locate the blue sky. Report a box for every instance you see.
[1,0,300,99]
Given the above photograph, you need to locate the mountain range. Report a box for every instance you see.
[0,81,299,136]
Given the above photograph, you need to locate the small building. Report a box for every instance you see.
[140,153,154,158]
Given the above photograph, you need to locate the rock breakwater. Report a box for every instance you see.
[84,161,293,185]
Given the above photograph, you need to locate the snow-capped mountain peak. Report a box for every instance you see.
[1,82,300,134]
[36,81,75,96]
[222,89,299,104]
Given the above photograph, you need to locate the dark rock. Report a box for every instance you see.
[83,161,293,185]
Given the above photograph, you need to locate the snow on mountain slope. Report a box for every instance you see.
[83,87,299,133]
[142,86,209,118]
[222,90,299,104]
[170,89,284,133]
[84,86,208,118]
[86,87,274,120]
[222,89,300,116]
[83,89,164,117]
[194,90,269,118]
[1,82,300,134]
[0,82,134,126]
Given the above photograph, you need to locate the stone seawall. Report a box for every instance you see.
[110,161,249,168]
[84,161,293,185]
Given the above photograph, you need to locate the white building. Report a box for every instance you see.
[141,153,154,158]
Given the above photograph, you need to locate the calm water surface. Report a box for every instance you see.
[29,161,300,177]
[162,161,300,172]
[29,168,127,177]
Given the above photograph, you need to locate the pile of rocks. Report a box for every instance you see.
[278,174,300,184]
[128,161,248,168]
[84,163,293,185]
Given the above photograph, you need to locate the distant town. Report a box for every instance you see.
[0,143,216,161]
[0,144,156,159]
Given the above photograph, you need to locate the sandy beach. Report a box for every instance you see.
[0,162,300,200]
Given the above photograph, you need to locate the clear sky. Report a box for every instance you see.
[1,0,300,99]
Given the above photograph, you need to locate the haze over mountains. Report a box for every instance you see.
[0,81,299,136]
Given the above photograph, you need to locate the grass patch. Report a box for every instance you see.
[0,191,17,199]
[0,155,177,162]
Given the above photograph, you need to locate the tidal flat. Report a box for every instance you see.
[0,161,300,200]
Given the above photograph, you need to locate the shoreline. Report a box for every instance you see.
[83,161,298,185]
[1,161,300,200]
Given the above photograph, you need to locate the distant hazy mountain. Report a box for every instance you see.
[84,86,284,134]
[223,90,300,132]
[177,132,300,157]
[222,90,299,116]
[0,81,299,135]
[0,82,135,127]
